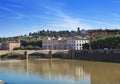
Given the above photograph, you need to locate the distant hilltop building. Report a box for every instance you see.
[1,41,21,51]
[88,29,120,41]
[42,37,89,50]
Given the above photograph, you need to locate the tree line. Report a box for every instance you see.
[83,35,120,49]
[14,38,42,50]
[29,29,87,37]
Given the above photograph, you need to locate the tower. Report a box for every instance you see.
[77,27,81,35]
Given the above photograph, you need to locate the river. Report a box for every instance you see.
[0,59,120,84]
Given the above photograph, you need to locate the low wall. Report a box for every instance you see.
[68,49,120,62]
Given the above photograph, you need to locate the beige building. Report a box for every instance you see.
[42,38,66,50]
[1,41,21,51]
[42,37,89,50]
[88,29,120,41]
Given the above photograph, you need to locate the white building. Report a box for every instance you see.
[42,37,89,50]
[0,43,2,50]
[66,38,89,50]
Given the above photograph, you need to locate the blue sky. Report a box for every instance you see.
[0,0,120,37]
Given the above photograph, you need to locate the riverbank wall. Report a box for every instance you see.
[67,49,120,62]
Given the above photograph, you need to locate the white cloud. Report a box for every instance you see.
[47,16,91,30]
[41,1,120,31]
[0,6,11,12]
[40,0,120,30]
[42,3,91,30]
[0,5,25,20]
[79,18,120,29]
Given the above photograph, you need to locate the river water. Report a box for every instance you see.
[0,59,120,84]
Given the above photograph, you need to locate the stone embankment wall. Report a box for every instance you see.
[67,49,120,62]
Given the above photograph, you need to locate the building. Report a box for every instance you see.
[1,41,21,51]
[42,37,89,50]
[88,29,120,41]
[42,37,66,50]
[66,37,89,50]
[0,43,2,50]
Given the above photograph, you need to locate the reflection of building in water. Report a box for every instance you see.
[75,67,86,80]
[0,60,120,84]
[25,60,89,81]
[0,60,89,81]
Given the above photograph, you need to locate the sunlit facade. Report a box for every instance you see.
[88,29,120,41]
[42,37,89,50]
[1,41,21,51]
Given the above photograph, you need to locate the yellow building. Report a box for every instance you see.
[88,29,120,41]
[1,41,20,51]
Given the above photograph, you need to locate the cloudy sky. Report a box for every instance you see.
[0,0,120,37]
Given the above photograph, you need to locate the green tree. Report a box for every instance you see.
[20,46,25,50]
[25,45,34,50]
[34,46,41,50]
[90,35,120,49]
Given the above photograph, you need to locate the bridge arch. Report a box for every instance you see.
[28,52,48,58]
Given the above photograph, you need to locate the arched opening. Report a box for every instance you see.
[1,53,24,60]
[28,52,48,59]
[52,52,65,58]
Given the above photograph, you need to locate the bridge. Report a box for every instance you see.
[1,49,120,62]
[0,50,69,59]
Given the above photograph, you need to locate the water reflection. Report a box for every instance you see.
[0,60,120,84]
[25,60,90,81]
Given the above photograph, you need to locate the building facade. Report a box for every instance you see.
[1,41,21,51]
[66,38,89,50]
[88,29,120,41]
[0,43,2,50]
[42,38,66,50]
[42,37,89,50]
